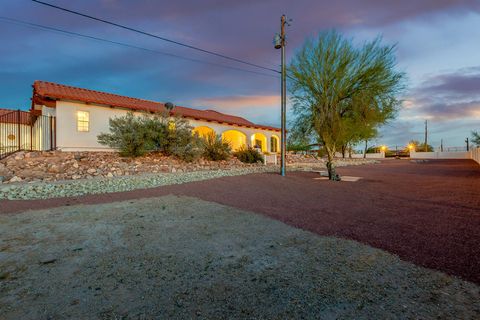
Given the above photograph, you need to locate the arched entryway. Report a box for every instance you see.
[251,133,267,152]
[193,126,215,138]
[222,130,247,151]
[270,135,280,153]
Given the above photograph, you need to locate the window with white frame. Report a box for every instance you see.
[77,111,89,132]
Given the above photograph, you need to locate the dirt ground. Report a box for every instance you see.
[3,159,479,284]
[1,195,479,319]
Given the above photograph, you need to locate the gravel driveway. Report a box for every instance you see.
[1,195,479,319]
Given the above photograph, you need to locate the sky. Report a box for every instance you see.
[1,0,479,149]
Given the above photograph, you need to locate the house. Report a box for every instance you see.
[31,81,281,153]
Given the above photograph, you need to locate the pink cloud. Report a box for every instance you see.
[192,95,280,109]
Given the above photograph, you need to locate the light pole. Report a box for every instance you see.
[274,15,290,176]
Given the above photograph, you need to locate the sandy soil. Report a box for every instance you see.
[3,159,479,284]
[1,195,479,319]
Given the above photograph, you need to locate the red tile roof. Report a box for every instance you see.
[33,81,280,132]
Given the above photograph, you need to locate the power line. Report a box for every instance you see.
[31,0,281,74]
[0,16,279,78]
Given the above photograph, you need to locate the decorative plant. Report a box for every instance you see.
[200,132,231,161]
[98,112,202,161]
[233,146,264,164]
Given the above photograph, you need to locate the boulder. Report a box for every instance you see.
[9,176,22,183]
[48,165,59,173]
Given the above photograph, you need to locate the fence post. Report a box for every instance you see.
[49,115,53,151]
[17,109,21,151]
[30,113,33,151]
[54,116,56,150]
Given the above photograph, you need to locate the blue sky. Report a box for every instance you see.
[1,0,479,148]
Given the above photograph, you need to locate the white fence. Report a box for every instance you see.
[264,154,278,165]
[411,148,480,165]
[410,151,471,159]
[472,148,480,165]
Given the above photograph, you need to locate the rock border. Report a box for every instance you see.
[0,159,379,200]
[0,167,277,200]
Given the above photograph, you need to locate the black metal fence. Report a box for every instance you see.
[0,109,56,159]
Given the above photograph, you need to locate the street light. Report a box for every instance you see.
[273,34,282,49]
[273,15,290,177]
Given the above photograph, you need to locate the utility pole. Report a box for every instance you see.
[440,139,443,152]
[466,137,469,151]
[274,15,290,176]
[424,120,428,152]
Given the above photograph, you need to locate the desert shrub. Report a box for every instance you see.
[148,114,202,161]
[287,142,311,153]
[366,146,381,154]
[98,112,201,161]
[233,146,264,164]
[97,112,149,157]
[200,132,231,161]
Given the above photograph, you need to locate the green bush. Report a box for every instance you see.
[287,142,311,153]
[151,115,202,161]
[97,113,149,157]
[98,112,201,161]
[200,132,231,161]
[233,146,264,164]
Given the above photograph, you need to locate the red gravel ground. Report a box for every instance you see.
[2,159,480,284]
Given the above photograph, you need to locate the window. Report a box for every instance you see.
[77,111,89,132]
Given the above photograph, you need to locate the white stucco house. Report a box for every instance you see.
[31,81,281,153]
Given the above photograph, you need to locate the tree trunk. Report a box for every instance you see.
[348,144,352,158]
[364,140,368,159]
[325,148,341,181]
[341,145,346,158]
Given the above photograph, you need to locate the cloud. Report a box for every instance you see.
[190,95,281,126]
[407,67,480,120]
[419,67,480,96]
[192,95,279,109]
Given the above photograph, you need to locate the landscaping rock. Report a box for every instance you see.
[0,151,263,184]
[0,151,378,190]
[9,176,22,183]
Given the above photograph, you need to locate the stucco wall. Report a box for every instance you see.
[50,101,280,152]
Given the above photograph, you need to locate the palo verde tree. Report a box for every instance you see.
[289,31,404,180]
[338,91,397,158]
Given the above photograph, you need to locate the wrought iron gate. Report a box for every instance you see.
[0,109,56,159]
